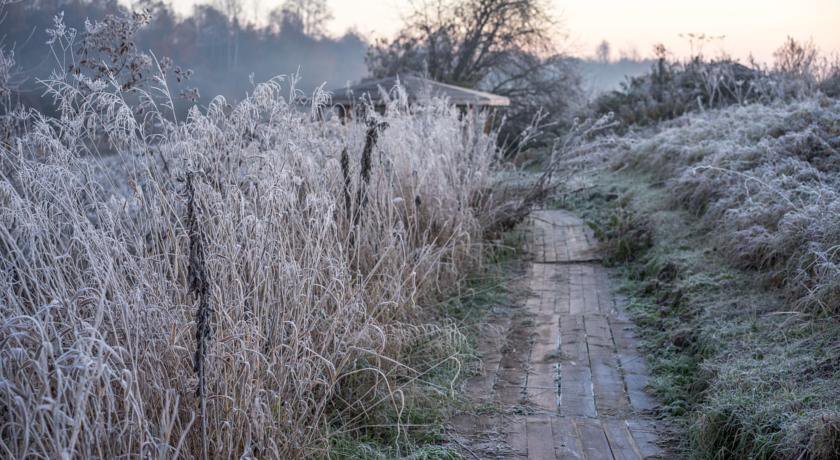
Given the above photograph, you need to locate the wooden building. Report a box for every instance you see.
[330,75,510,121]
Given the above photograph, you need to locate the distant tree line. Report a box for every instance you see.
[8,0,711,150]
[1,0,368,115]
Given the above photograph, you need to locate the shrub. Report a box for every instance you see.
[594,38,839,129]
[594,57,763,127]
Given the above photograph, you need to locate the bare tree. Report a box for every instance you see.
[596,40,610,63]
[367,0,556,86]
[280,0,333,37]
[214,0,243,67]
[366,0,581,147]
[773,36,819,79]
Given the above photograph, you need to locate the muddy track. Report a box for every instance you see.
[451,210,666,459]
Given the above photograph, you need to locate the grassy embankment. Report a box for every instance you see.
[563,98,839,458]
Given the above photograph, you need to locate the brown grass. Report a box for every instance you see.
[0,75,505,457]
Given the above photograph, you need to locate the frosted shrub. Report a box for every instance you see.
[0,46,503,458]
[594,38,838,129]
[612,98,840,314]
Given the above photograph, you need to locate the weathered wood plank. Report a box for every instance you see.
[558,364,596,418]
[584,315,631,416]
[627,418,664,459]
[507,416,529,458]
[552,416,584,460]
[603,419,643,460]
[464,315,510,403]
[575,417,613,459]
[560,315,587,361]
[528,362,559,411]
[455,210,667,460]
[527,415,557,460]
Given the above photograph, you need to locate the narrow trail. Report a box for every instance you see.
[452,210,666,459]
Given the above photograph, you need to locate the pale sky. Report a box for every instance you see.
[163,0,840,63]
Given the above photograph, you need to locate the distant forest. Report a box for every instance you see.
[2,0,369,113]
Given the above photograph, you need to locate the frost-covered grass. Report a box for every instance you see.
[0,67,512,457]
[566,170,839,459]
[565,97,840,457]
[612,97,840,315]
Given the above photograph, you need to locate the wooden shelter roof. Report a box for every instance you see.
[330,76,510,108]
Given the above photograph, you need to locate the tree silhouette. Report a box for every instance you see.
[596,40,611,63]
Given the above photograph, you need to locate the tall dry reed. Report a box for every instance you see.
[0,53,502,458]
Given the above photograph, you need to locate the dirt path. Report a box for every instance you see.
[451,209,666,459]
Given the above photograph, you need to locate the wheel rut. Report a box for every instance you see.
[451,210,666,459]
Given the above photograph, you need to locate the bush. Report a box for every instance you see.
[594,39,839,129]
[594,57,761,127]
[818,67,840,98]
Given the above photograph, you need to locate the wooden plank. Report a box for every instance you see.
[559,312,594,416]
[558,364,596,418]
[597,268,616,313]
[527,362,559,411]
[496,310,531,404]
[555,265,572,315]
[552,416,584,460]
[560,315,587,357]
[497,367,525,406]
[507,416,529,459]
[527,310,560,412]
[584,314,613,347]
[610,330,650,374]
[581,266,600,315]
[626,418,664,459]
[568,266,586,315]
[464,316,510,402]
[624,373,658,413]
[527,415,557,460]
[529,263,547,293]
[589,356,631,416]
[574,417,613,459]
[586,314,631,416]
[607,306,659,414]
[532,315,561,360]
[561,226,573,262]
[603,419,643,460]
[497,334,529,404]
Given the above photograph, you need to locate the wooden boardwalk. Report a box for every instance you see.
[451,210,665,459]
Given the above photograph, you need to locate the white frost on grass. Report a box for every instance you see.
[0,75,503,457]
[614,98,840,314]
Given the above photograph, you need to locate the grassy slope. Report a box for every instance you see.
[564,170,839,459]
